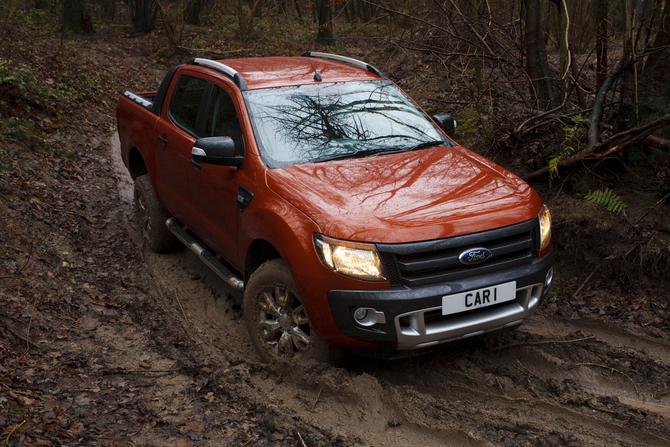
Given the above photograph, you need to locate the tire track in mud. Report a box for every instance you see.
[111,136,670,446]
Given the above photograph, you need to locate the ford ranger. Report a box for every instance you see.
[116,53,554,362]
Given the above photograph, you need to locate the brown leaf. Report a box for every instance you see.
[184,420,205,433]
[138,359,152,369]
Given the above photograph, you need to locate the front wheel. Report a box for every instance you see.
[243,259,337,363]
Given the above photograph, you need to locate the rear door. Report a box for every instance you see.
[155,73,208,219]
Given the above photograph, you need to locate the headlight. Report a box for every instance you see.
[314,234,386,281]
[538,204,552,251]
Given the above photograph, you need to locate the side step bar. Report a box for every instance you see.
[165,218,244,292]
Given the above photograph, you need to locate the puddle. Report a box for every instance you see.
[620,398,670,415]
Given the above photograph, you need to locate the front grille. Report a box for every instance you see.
[377,217,539,287]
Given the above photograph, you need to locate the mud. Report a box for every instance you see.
[109,136,670,446]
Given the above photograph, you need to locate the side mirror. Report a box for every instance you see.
[432,114,457,139]
[191,136,243,168]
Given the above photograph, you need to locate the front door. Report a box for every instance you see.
[186,84,244,267]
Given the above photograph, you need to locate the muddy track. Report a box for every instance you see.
[111,136,670,446]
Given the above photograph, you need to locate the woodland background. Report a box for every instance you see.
[1,0,670,446]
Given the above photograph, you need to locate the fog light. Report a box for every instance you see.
[352,307,386,327]
[545,267,553,289]
[354,308,368,321]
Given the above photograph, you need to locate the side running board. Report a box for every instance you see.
[165,218,244,292]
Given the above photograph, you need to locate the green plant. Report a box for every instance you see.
[562,114,587,153]
[584,188,628,215]
[454,107,492,140]
[0,59,15,83]
[548,114,587,183]
[0,141,8,169]
[1,117,44,145]
[52,147,76,159]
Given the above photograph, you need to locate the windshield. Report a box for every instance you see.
[243,80,451,168]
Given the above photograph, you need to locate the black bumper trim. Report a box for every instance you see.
[327,250,554,348]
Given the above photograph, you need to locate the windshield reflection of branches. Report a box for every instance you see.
[262,87,434,162]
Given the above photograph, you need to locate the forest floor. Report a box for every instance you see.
[1,17,670,447]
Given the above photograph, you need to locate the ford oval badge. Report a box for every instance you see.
[458,248,493,266]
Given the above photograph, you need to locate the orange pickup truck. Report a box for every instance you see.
[116,53,554,362]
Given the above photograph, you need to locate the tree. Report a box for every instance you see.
[639,0,670,138]
[525,0,556,109]
[184,0,206,25]
[315,0,335,45]
[63,0,92,33]
[128,0,158,33]
[595,0,608,92]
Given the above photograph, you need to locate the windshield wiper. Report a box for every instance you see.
[311,140,445,163]
[312,147,404,163]
[407,140,445,152]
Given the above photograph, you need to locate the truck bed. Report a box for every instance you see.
[122,91,156,111]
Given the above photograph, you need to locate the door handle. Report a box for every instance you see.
[158,135,168,144]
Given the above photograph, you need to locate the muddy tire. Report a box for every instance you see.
[133,174,176,253]
[244,259,337,363]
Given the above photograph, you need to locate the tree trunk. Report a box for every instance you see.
[558,0,569,79]
[615,0,638,132]
[63,0,85,32]
[470,0,482,94]
[184,0,204,25]
[638,0,670,138]
[596,0,608,92]
[315,0,335,45]
[129,0,157,34]
[294,0,303,19]
[524,0,556,109]
[643,0,670,72]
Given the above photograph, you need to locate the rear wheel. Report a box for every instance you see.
[133,174,176,253]
[243,259,337,363]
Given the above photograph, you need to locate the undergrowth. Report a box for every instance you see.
[584,188,628,215]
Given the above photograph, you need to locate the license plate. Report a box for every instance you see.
[442,281,516,315]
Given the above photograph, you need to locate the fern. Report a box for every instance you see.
[584,188,628,215]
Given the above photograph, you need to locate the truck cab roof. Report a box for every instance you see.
[191,55,384,90]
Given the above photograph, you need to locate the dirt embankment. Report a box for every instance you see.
[1,28,670,447]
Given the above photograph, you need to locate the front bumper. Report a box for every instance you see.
[327,250,554,350]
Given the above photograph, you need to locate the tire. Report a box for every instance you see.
[243,259,338,363]
[133,174,177,253]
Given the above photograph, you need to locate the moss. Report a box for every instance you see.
[454,107,492,143]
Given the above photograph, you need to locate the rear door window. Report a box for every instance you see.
[170,75,208,135]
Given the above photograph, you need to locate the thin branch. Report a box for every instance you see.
[631,192,670,227]
[573,264,601,298]
[0,318,41,349]
[311,386,323,411]
[102,369,180,375]
[517,90,568,133]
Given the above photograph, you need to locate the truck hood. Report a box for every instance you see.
[265,146,542,244]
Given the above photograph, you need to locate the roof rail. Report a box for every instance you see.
[302,52,387,80]
[187,58,248,91]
